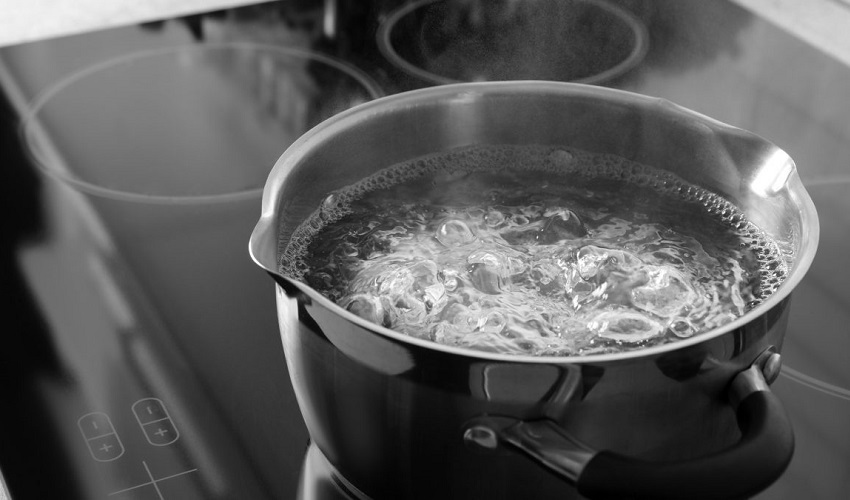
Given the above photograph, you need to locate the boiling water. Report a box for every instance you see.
[282,145,787,356]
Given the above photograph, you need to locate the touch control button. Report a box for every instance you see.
[133,398,168,424]
[133,398,179,446]
[78,412,124,462]
[78,412,113,439]
[87,434,124,462]
[142,419,179,446]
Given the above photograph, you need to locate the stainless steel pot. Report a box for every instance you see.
[250,82,818,499]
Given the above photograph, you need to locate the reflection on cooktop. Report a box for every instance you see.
[783,178,850,393]
[757,178,850,499]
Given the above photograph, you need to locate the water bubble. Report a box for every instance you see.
[651,248,685,266]
[512,215,531,226]
[537,208,588,244]
[501,223,543,246]
[467,250,527,294]
[569,280,594,297]
[344,294,387,327]
[530,260,569,296]
[520,203,545,219]
[550,314,585,337]
[469,264,506,294]
[365,261,441,325]
[576,245,641,280]
[407,261,444,303]
[440,303,479,332]
[667,319,697,338]
[589,310,664,343]
[338,242,360,258]
[484,209,506,227]
[409,260,439,283]
[501,208,587,246]
[480,311,507,334]
[466,207,486,220]
[411,261,446,312]
[320,192,346,220]
[377,264,414,296]
[391,294,429,324]
[470,249,525,274]
[436,219,476,247]
[468,250,505,269]
[630,266,695,317]
[439,268,462,292]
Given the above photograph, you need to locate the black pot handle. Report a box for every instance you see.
[464,349,793,500]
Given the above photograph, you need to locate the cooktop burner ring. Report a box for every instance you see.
[377,0,649,86]
[20,41,382,205]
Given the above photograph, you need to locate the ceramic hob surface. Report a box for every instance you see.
[0,1,848,499]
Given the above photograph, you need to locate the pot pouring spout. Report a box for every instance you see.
[249,215,278,276]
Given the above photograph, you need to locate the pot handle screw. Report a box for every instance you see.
[730,346,782,409]
[463,425,498,450]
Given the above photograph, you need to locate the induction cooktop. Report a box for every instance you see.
[0,1,848,499]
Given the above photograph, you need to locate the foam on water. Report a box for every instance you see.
[280,145,788,356]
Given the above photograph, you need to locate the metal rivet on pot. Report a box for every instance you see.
[761,352,782,385]
[463,425,498,450]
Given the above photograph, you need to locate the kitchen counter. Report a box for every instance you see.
[0,0,262,47]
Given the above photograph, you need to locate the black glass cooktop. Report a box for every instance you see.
[0,1,848,498]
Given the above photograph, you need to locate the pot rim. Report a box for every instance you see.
[252,80,821,364]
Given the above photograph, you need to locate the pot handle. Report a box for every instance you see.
[464,350,793,500]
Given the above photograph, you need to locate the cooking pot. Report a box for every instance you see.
[250,82,818,499]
